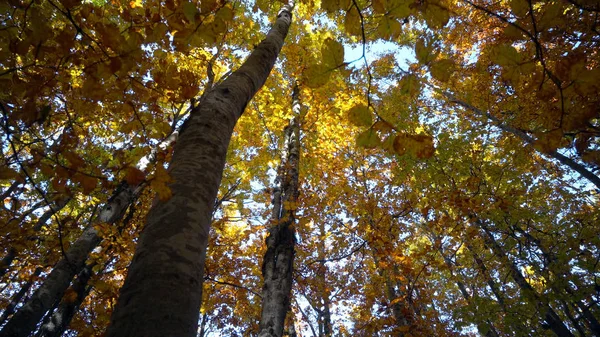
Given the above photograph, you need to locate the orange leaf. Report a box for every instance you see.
[124,167,146,186]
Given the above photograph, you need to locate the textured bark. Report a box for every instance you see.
[36,263,95,337]
[0,267,42,326]
[444,93,600,189]
[0,184,137,337]
[476,220,574,337]
[258,83,300,337]
[105,6,292,337]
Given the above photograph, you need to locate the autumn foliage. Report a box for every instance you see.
[1,0,599,336]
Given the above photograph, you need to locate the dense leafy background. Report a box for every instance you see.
[1,0,599,335]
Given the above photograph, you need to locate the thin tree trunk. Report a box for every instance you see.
[316,224,332,337]
[36,262,96,337]
[258,82,301,337]
[0,267,42,325]
[198,312,209,337]
[466,243,508,311]
[475,219,575,337]
[105,5,293,337]
[444,92,600,189]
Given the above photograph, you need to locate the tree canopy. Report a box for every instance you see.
[1,0,599,336]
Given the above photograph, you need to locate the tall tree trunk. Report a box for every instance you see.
[0,267,42,326]
[105,6,293,337]
[258,82,301,337]
[475,219,574,337]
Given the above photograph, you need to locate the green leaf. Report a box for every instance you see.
[399,74,421,97]
[423,4,449,29]
[377,16,402,40]
[347,104,372,127]
[415,38,436,65]
[322,38,344,69]
[356,129,380,148]
[182,1,197,23]
[429,59,454,82]
[304,63,331,88]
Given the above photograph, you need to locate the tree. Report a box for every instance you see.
[105,4,293,337]
[258,82,301,337]
[1,0,599,336]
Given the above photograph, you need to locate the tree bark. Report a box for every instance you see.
[105,6,293,337]
[258,82,300,337]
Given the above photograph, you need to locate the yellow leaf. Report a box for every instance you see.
[321,0,351,13]
[129,0,142,8]
[344,6,362,36]
[322,38,344,69]
[347,104,372,127]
